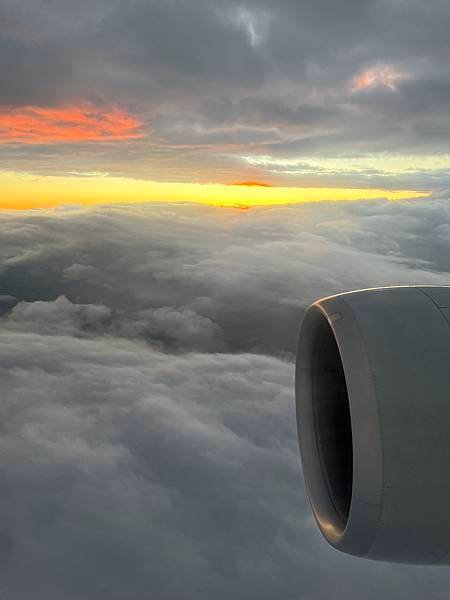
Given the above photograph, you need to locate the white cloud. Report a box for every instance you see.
[63,263,99,281]
[4,295,111,336]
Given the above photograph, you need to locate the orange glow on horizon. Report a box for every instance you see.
[0,105,146,144]
[229,181,273,187]
[0,171,429,210]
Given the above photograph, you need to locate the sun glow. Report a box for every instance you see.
[230,181,273,187]
[0,171,428,210]
[244,153,450,175]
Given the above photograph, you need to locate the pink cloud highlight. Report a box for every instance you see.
[0,104,146,144]
[352,65,407,92]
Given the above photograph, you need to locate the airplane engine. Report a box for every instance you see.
[295,286,450,564]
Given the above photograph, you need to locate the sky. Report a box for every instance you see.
[1,0,450,206]
[2,1,450,598]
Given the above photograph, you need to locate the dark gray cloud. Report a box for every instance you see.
[1,0,450,187]
[0,199,450,597]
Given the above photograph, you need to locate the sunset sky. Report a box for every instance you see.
[2,3,450,599]
[2,0,450,208]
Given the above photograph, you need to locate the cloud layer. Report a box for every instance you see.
[0,198,450,598]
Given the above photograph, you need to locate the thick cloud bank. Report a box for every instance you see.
[0,199,450,598]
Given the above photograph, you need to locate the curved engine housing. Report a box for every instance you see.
[296,286,450,564]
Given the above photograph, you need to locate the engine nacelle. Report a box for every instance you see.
[296,286,450,564]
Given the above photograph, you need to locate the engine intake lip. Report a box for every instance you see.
[308,308,353,536]
[296,295,384,556]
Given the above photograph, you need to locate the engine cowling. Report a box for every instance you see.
[295,286,450,564]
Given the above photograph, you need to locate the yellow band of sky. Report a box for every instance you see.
[0,170,429,210]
